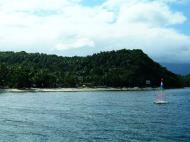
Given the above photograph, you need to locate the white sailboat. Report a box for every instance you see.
[154,78,168,104]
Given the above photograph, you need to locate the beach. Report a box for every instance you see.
[0,87,160,93]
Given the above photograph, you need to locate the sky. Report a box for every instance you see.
[0,0,190,63]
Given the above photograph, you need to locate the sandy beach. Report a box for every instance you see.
[0,87,160,93]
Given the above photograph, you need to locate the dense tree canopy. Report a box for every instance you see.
[0,49,184,88]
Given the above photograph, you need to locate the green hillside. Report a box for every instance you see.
[0,49,182,88]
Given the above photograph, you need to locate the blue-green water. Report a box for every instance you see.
[0,89,190,142]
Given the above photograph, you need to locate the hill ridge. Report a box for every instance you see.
[0,49,182,88]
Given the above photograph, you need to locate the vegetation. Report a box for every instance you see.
[179,74,190,87]
[0,49,184,88]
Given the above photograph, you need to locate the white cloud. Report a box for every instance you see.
[0,0,190,62]
[116,1,186,26]
[56,37,95,50]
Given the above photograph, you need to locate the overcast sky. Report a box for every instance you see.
[0,0,190,63]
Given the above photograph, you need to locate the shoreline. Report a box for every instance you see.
[0,87,161,93]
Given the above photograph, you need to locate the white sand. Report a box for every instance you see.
[0,87,159,93]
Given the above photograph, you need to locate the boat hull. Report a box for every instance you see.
[154,101,168,104]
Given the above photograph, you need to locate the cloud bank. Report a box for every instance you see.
[0,0,190,62]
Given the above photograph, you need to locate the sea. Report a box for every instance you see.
[0,88,190,142]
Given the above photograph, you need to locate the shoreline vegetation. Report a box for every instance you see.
[0,87,162,93]
[0,49,189,89]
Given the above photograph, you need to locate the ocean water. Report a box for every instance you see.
[0,89,190,142]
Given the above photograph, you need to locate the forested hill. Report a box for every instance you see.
[0,49,182,88]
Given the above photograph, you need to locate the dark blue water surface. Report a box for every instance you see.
[0,89,190,142]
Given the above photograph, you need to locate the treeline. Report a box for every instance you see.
[0,49,184,88]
